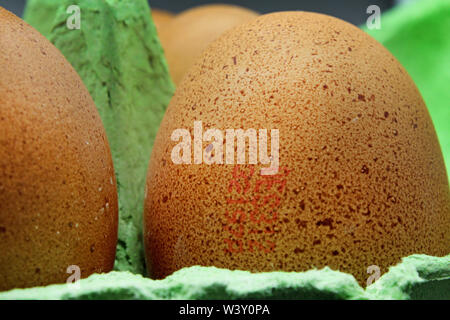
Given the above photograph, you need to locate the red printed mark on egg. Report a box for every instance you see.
[223,165,290,253]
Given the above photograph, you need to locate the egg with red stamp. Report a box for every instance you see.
[144,11,450,286]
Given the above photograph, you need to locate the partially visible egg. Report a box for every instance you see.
[159,4,258,85]
[151,8,174,34]
[144,11,450,286]
[0,8,118,291]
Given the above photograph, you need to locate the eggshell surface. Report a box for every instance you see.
[159,4,258,85]
[144,11,449,285]
[151,8,174,34]
[0,8,118,291]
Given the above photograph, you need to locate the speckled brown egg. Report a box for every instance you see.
[144,11,450,286]
[159,4,258,85]
[0,8,118,291]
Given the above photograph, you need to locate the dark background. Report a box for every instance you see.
[1,0,397,26]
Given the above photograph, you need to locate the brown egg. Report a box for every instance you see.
[151,8,174,34]
[0,8,118,291]
[144,11,450,286]
[159,4,258,85]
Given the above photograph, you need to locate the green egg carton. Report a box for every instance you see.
[0,254,448,300]
[1,0,447,300]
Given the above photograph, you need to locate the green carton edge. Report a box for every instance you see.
[0,254,448,300]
